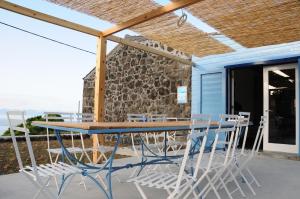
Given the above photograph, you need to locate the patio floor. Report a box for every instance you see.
[0,155,299,199]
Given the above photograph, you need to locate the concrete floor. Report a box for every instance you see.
[0,156,300,199]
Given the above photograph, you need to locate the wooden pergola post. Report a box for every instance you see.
[93,35,107,163]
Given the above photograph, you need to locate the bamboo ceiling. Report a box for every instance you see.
[45,0,232,57]
[184,0,300,48]
[46,0,300,56]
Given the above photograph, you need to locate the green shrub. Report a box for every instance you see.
[3,114,63,136]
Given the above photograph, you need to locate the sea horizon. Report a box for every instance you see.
[0,109,43,135]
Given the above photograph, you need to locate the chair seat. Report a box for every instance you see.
[47,147,83,154]
[127,171,191,190]
[83,146,115,153]
[168,140,186,146]
[22,162,81,178]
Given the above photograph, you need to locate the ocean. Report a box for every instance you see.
[0,118,9,135]
[0,110,42,135]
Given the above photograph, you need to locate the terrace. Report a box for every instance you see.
[1,0,300,199]
[1,156,300,199]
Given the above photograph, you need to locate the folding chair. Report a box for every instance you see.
[44,112,83,164]
[127,115,211,199]
[182,114,241,199]
[227,116,266,196]
[164,117,188,155]
[147,114,167,154]
[75,112,117,189]
[125,114,148,157]
[75,113,115,164]
[7,111,80,199]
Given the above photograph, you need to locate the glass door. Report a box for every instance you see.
[263,64,298,153]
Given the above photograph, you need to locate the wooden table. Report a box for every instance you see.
[33,121,219,134]
[32,121,219,199]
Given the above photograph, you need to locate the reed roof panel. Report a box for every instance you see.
[185,0,300,47]
[46,0,233,57]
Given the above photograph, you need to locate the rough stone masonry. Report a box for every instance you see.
[82,35,192,122]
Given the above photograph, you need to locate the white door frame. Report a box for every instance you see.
[263,63,299,153]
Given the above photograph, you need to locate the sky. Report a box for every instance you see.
[0,0,137,112]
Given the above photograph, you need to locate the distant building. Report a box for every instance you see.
[82,35,192,122]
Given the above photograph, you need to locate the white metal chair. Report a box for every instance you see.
[226,115,266,196]
[164,117,188,154]
[147,114,167,154]
[7,111,80,199]
[45,112,83,164]
[182,114,241,199]
[124,113,148,157]
[75,112,116,190]
[75,113,115,164]
[127,115,212,199]
[238,112,251,156]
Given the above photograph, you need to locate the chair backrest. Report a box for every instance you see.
[127,113,147,122]
[44,112,74,149]
[175,115,211,192]
[148,114,167,122]
[75,113,94,122]
[251,116,267,156]
[215,114,239,165]
[7,111,37,172]
[238,112,250,155]
[127,114,147,156]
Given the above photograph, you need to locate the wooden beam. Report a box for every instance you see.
[107,35,192,65]
[102,0,203,36]
[0,1,192,65]
[93,36,107,163]
[0,0,101,37]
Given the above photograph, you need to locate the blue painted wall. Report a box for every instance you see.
[298,58,300,156]
[191,67,226,119]
[192,41,300,154]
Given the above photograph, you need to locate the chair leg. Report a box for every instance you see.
[33,178,53,199]
[229,170,246,197]
[219,176,233,199]
[57,174,75,199]
[24,175,55,199]
[240,170,256,196]
[79,175,87,191]
[97,174,108,190]
[134,182,147,199]
[205,175,221,199]
[246,167,261,187]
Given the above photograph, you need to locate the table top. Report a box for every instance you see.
[32,121,219,134]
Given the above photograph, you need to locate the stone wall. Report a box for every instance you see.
[82,36,191,122]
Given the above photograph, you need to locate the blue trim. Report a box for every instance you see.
[225,56,300,69]
[298,58,300,156]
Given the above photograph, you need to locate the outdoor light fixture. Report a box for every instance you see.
[273,70,290,78]
[177,9,187,27]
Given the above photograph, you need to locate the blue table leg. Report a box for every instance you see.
[106,134,121,199]
[164,131,167,159]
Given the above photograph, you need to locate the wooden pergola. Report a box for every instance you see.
[1,0,300,161]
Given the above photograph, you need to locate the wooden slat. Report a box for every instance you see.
[33,121,219,130]
[102,0,203,36]
[186,0,300,48]
[0,0,101,37]
[107,35,192,65]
